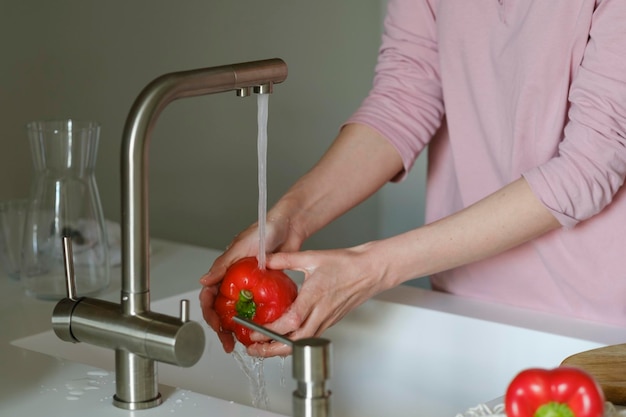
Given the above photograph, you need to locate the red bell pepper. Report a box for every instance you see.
[505,367,604,417]
[214,256,298,346]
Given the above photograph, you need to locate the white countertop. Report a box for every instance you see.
[2,239,624,417]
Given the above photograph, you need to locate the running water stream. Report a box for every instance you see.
[256,93,269,270]
[231,344,269,409]
[231,92,272,410]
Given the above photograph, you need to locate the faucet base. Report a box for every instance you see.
[113,350,162,410]
[113,394,163,410]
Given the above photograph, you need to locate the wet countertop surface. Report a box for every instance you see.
[2,239,624,417]
[0,239,283,417]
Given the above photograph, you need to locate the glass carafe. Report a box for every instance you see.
[21,120,110,299]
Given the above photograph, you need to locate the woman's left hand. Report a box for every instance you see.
[245,244,389,357]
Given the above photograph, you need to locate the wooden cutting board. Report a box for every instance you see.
[561,344,626,405]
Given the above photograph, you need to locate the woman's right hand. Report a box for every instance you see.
[199,214,304,352]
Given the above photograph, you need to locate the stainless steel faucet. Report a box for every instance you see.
[52,58,289,410]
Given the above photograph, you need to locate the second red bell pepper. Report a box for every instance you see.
[505,367,604,417]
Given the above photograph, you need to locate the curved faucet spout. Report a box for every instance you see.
[121,58,288,312]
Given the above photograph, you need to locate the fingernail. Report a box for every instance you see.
[199,272,213,285]
[249,331,266,342]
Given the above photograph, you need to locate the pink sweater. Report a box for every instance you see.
[347,0,626,326]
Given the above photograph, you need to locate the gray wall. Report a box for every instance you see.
[1,1,427,279]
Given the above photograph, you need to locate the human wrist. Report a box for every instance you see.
[355,230,435,290]
[352,238,420,292]
[266,196,310,248]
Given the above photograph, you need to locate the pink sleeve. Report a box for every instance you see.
[523,0,626,228]
[345,0,445,181]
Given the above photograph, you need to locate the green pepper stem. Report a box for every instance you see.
[236,290,256,319]
[535,402,575,417]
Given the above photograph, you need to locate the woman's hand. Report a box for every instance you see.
[244,244,390,357]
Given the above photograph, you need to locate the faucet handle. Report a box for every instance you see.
[180,299,190,322]
[62,236,78,300]
[52,236,82,343]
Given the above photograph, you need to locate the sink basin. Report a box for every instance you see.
[13,287,603,417]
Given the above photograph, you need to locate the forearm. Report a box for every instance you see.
[270,123,404,242]
[367,177,561,287]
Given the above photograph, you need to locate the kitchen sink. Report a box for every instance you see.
[13,286,603,417]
